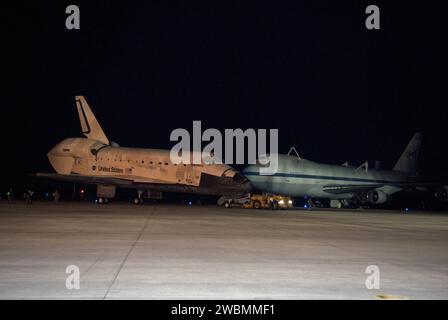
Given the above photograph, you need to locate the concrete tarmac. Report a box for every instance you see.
[0,202,447,299]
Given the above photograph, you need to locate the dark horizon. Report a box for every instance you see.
[3,1,447,195]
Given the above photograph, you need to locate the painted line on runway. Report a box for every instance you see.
[102,207,155,299]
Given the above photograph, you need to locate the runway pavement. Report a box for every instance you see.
[0,202,447,299]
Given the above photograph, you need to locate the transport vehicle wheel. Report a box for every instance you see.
[253,200,261,209]
[224,201,230,208]
[98,197,104,204]
[104,198,109,204]
[133,198,140,205]
[139,198,144,204]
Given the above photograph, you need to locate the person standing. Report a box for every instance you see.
[7,188,14,204]
[53,189,60,202]
[26,190,34,205]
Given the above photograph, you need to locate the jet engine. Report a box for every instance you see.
[367,190,389,204]
[434,186,448,202]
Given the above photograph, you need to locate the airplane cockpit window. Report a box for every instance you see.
[257,155,271,166]
[256,159,269,167]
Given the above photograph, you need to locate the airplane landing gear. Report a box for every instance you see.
[133,198,144,205]
[330,199,359,209]
[307,198,315,208]
[133,190,144,205]
[97,197,109,204]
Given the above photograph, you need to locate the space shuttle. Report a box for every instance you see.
[36,96,251,203]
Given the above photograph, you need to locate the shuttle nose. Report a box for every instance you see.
[47,143,75,174]
[232,172,252,193]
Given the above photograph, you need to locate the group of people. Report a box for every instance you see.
[5,188,60,204]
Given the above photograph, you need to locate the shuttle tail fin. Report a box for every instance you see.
[393,133,421,175]
[75,96,109,145]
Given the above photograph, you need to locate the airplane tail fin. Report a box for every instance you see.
[75,96,110,145]
[393,133,421,174]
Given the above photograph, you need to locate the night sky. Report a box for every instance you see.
[3,1,447,194]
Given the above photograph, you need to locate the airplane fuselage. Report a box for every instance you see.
[244,154,410,200]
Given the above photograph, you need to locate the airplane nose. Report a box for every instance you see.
[243,164,257,174]
[242,164,259,180]
[242,165,264,191]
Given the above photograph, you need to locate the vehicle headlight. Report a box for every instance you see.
[288,200,293,204]
[278,199,284,204]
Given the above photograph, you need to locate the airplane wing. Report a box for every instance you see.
[322,184,383,194]
[33,173,175,186]
[323,182,448,194]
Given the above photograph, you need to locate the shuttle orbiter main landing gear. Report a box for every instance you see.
[133,190,144,205]
[97,197,109,204]
[96,185,115,205]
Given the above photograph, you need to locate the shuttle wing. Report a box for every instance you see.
[34,173,134,186]
[33,173,175,186]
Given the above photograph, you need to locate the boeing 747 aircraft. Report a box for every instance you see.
[36,96,251,203]
[244,134,448,208]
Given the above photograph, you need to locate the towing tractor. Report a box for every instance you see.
[219,194,293,209]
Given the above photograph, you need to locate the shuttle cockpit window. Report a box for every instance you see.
[90,142,108,156]
[222,168,237,178]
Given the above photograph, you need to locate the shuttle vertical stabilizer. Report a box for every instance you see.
[75,96,109,145]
